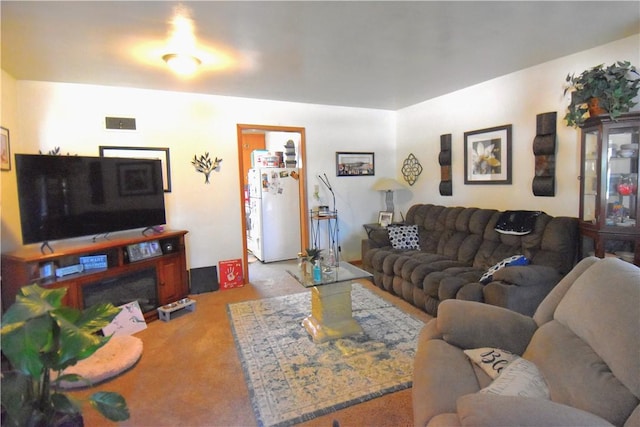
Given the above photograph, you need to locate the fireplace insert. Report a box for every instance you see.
[82,267,158,313]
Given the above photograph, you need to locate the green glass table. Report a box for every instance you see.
[288,261,372,343]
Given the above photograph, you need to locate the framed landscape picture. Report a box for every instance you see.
[336,152,375,176]
[464,124,512,185]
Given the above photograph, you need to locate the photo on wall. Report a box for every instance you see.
[464,124,512,185]
[336,152,375,176]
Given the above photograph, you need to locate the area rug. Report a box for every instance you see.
[227,283,425,427]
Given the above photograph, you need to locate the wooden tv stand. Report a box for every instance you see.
[1,229,189,320]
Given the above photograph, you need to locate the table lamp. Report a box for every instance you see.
[372,177,406,216]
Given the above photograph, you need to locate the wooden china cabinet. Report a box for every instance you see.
[578,112,639,266]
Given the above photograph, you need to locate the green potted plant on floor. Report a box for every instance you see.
[1,284,130,427]
[564,60,640,128]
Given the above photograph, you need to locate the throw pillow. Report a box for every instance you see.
[495,210,542,235]
[479,255,529,284]
[387,225,420,250]
[464,347,519,379]
[479,357,550,399]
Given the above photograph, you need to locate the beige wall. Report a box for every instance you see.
[395,35,640,217]
[0,79,396,265]
[1,70,20,248]
[2,34,639,269]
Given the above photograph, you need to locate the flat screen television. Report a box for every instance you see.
[15,154,167,245]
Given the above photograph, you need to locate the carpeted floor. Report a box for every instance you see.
[228,283,425,427]
[69,260,433,426]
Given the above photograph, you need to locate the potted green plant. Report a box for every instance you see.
[1,284,130,426]
[304,248,322,263]
[564,60,640,127]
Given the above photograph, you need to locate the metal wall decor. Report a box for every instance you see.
[38,147,71,156]
[40,147,59,155]
[191,152,222,184]
[532,112,557,197]
[401,153,422,186]
[439,134,452,196]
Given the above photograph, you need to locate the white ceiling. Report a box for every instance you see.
[2,1,639,110]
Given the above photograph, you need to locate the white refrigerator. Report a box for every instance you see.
[247,168,301,262]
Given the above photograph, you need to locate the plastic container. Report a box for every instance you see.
[313,260,322,283]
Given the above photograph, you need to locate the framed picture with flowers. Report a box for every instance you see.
[464,124,512,185]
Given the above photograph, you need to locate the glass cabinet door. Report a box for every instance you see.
[605,125,639,228]
[580,129,599,223]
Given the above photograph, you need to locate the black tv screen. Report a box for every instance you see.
[16,154,167,244]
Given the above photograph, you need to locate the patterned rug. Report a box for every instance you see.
[227,283,425,427]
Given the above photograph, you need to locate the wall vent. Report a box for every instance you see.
[105,117,136,130]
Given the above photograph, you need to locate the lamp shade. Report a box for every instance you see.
[372,178,406,215]
[372,177,406,191]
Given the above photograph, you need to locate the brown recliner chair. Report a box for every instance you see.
[413,256,640,427]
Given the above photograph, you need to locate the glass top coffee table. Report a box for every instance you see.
[288,261,372,343]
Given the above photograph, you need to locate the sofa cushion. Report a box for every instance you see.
[524,321,638,427]
[479,255,528,284]
[554,257,640,398]
[388,224,421,250]
[455,394,615,427]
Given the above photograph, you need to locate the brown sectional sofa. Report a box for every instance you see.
[361,204,578,316]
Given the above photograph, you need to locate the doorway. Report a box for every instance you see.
[236,124,309,283]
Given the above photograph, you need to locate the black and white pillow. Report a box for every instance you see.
[388,225,420,250]
[479,255,529,284]
[464,347,519,379]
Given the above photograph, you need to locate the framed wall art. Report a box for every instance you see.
[1,127,11,171]
[100,146,172,192]
[117,162,158,196]
[464,124,512,185]
[336,152,375,176]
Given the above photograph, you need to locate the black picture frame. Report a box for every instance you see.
[464,124,512,185]
[100,146,171,192]
[336,152,375,176]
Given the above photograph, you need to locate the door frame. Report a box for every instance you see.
[237,124,309,283]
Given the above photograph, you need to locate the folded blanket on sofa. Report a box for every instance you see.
[495,211,542,235]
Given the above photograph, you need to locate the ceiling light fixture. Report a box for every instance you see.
[162,53,201,76]
[162,5,202,76]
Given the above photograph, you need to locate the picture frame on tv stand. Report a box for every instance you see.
[126,240,163,263]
